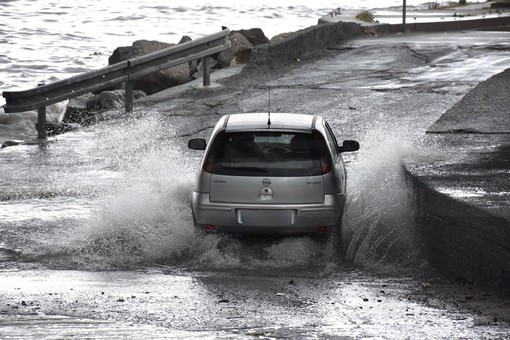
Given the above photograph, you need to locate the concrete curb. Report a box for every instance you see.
[404,161,510,293]
[428,68,510,134]
[373,16,510,33]
[402,67,510,292]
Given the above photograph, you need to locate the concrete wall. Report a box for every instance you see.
[248,22,361,67]
[405,169,510,293]
[375,16,510,33]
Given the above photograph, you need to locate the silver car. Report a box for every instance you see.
[188,113,359,235]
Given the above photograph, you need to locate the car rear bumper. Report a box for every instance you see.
[191,192,345,235]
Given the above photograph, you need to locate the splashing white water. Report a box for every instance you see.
[60,116,331,271]
[3,110,428,272]
[342,122,423,270]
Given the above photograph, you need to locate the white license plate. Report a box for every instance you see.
[238,209,295,226]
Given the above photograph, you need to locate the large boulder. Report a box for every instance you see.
[234,28,270,46]
[216,32,253,68]
[179,35,199,75]
[86,90,146,112]
[107,39,192,95]
[65,93,96,125]
[0,109,37,142]
[108,46,131,65]
[128,40,191,94]
[270,32,293,43]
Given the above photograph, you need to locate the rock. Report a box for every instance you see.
[270,32,293,43]
[134,63,190,94]
[234,28,270,46]
[178,36,199,74]
[1,140,24,148]
[129,40,191,94]
[130,39,175,57]
[104,46,133,92]
[473,316,493,326]
[107,39,192,95]
[65,93,95,125]
[108,46,131,65]
[0,111,37,141]
[216,32,253,68]
[246,331,266,337]
[191,58,219,80]
[179,35,192,44]
[47,122,81,136]
[86,90,146,112]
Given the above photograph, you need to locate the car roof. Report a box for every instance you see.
[224,113,318,132]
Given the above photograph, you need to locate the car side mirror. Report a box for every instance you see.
[338,140,359,153]
[188,138,206,150]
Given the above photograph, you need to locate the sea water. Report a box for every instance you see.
[0,0,427,98]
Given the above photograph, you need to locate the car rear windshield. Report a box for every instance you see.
[204,130,332,177]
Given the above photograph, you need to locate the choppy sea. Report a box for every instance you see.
[0,0,428,99]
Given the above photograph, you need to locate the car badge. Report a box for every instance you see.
[262,178,271,186]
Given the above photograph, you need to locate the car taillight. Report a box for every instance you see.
[203,153,214,173]
[321,163,331,174]
[316,225,329,234]
[203,161,213,173]
[205,225,216,232]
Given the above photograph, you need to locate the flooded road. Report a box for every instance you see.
[2,268,509,339]
[1,31,510,338]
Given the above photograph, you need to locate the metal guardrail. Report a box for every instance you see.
[2,29,231,139]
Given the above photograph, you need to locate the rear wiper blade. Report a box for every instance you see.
[220,166,268,173]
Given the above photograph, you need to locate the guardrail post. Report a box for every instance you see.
[202,57,211,87]
[37,106,47,140]
[37,83,47,139]
[125,80,134,112]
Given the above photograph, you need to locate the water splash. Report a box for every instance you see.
[2,111,426,273]
[47,115,338,271]
[341,122,426,271]
[73,144,197,268]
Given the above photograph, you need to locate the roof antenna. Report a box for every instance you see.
[267,87,271,127]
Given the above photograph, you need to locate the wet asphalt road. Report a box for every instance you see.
[1,268,509,339]
[1,31,510,338]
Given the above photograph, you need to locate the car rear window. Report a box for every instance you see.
[204,131,332,177]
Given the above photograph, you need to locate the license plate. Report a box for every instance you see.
[238,209,295,226]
